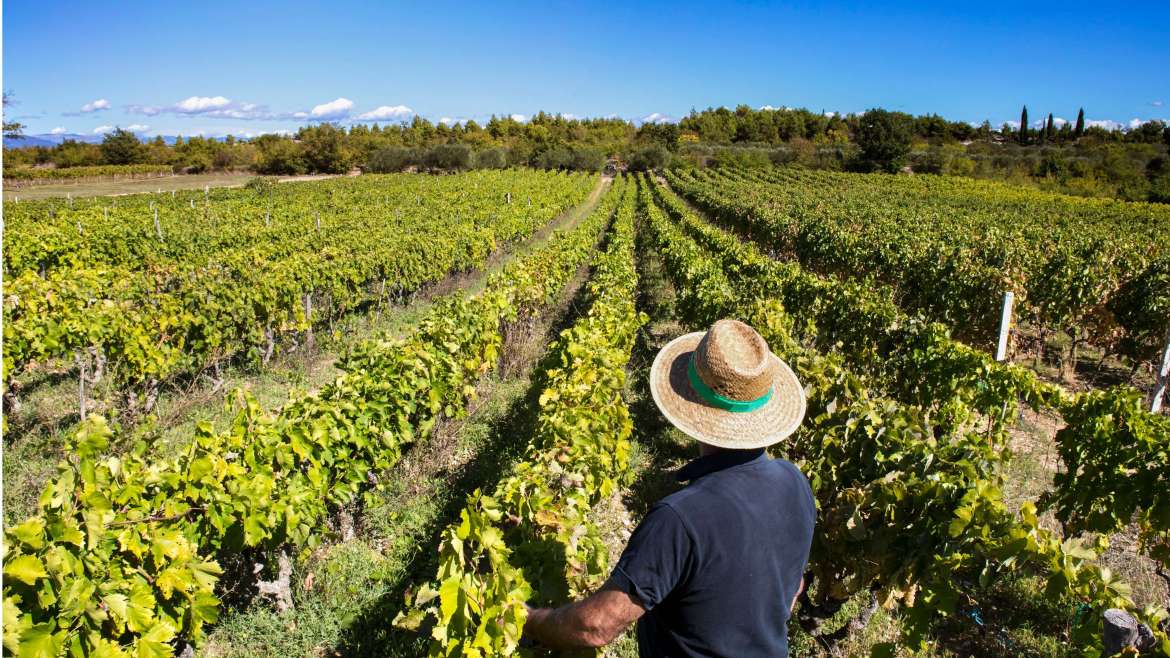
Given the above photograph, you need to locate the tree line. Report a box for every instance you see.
[5,104,1169,202]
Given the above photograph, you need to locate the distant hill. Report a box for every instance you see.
[3,133,192,149]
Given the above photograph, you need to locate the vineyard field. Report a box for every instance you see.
[666,166,1170,378]
[2,170,595,417]
[2,169,1168,658]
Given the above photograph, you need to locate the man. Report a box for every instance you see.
[524,319,816,656]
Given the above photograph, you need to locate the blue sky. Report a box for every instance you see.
[4,0,1168,137]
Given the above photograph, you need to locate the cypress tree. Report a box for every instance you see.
[1046,113,1055,141]
[1074,108,1085,138]
[1019,106,1029,144]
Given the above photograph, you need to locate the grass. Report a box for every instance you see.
[2,171,338,201]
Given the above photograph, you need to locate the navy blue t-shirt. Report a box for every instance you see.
[609,449,816,658]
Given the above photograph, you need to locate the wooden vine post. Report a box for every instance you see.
[154,207,163,240]
[76,353,87,421]
[1152,323,1170,413]
[1103,608,1157,654]
[995,291,1014,362]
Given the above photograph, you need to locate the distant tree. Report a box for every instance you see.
[855,108,913,173]
[534,146,573,170]
[366,146,415,173]
[100,128,146,164]
[1019,106,1029,145]
[1046,113,1056,141]
[254,135,306,175]
[3,91,23,138]
[472,148,508,169]
[423,144,472,170]
[627,145,671,172]
[979,120,993,141]
[299,123,351,174]
[53,139,103,167]
[568,148,606,171]
[1074,108,1085,138]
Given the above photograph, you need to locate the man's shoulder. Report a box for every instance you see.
[663,457,814,512]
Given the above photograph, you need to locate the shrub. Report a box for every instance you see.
[367,147,416,173]
[534,146,573,170]
[423,144,472,171]
[628,145,672,171]
[254,136,307,175]
[569,148,606,172]
[473,148,508,169]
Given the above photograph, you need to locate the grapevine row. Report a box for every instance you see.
[646,175,1170,582]
[396,179,645,655]
[667,166,1170,366]
[637,175,1167,654]
[4,164,173,183]
[3,171,594,402]
[0,177,624,658]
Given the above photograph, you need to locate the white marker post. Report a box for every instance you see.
[1152,324,1170,413]
[996,291,1015,362]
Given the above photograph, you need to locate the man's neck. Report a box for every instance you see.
[698,443,726,457]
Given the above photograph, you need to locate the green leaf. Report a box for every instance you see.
[103,593,130,626]
[17,623,65,658]
[438,575,462,620]
[4,555,49,585]
[8,518,47,549]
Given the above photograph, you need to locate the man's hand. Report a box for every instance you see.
[523,578,646,649]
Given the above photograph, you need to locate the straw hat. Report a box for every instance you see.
[650,319,806,449]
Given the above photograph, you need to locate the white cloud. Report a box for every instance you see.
[49,126,67,134]
[129,96,272,120]
[1086,119,1122,130]
[1005,120,1021,129]
[438,117,456,125]
[356,104,413,121]
[126,124,150,132]
[92,125,114,134]
[1152,100,1164,108]
[80,98,110,113]
[174,96,232,113]
[127,104,163,116]
[558,113,580,120]
[310,97,354,119]
[1128,118,1149,129]
[509,113,528,123]
[640,112,675,125]
[1052,117,1068,127]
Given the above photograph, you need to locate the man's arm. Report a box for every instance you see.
[523,578,646,649]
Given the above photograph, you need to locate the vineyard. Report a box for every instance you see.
[2,168,1169,658]
[3,165,175,186]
